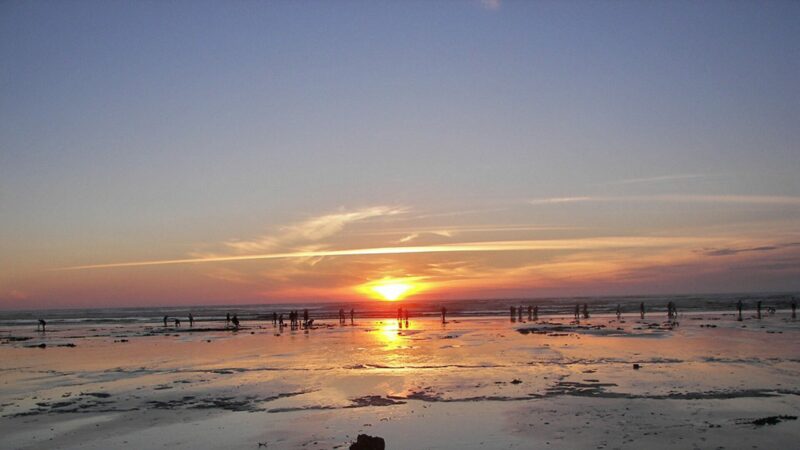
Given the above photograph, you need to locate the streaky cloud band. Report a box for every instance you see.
[53,236,720,271]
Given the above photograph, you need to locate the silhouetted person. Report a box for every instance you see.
[640,302,645,319]
[226,313,231,326]
[582,303,589,319]
[404,308,409,327]
[163,315,168,327]
[272,312,278,326]
[616,304,621,319]
[510,306,516,322]
[37,319,46,332]
[188,313,194,327]
[231,314,240,330]
[792,298,797,319]
[574,304,580,321]
[441,306,447,323]
[350,308,355,325]
[757,300,762,319]
[533,305,539,321]
[736,299,743,321]
[667,301,673,319]
[518,305,523,321]
[278,314,284,327]
[174,318,181,327]
[303,309,309,328]
[527,305,532,321]
[397,308,403,323]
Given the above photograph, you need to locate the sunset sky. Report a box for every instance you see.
[1,1,799,309]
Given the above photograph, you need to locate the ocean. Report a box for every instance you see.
[0,292,796,327]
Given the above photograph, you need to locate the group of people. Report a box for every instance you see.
[396,308,410,328]
[666,301,678,320]
[573,303,590,320]
[509,305,539,322]
[735,298,797,321]
[338,308,355,325]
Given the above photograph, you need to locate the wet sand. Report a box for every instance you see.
[1,312,798,449]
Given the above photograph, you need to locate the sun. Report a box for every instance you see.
[358,277,425,302]
[372,283,412,301]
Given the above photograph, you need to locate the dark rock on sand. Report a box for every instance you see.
[350,434,385,450]
[750,415,797,426]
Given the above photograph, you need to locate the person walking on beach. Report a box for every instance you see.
[510,306,516,322]
[174,318,181,327]
[278,313,284,328]
[272,312,278,326]
[303,309,309,329]
[640,302,645,320]
[527,305,533,321]
[574,304,580,321]
[163,315,168,327]
[350,308,355,325]
[441,306,447,324]
[533,305,539,321]
[757,301,762,319]
[37,319,46,332]
[736,299,743,321]
[582,303,589,319]
[518,305,523,321]
[616,304,621,319]
[404,308,409,328]
[231,314,240,330]
[188,313,194,328]
[226,313,231,327]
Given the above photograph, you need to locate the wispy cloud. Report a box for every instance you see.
[220,206,406,254]
[598,174,713,186]
[54,236,721,271]
[527,194,800,206]
[699,242,800,257]
[479,0,501,11]
[527,197,592,205]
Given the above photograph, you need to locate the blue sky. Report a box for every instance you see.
[1,1,799,307]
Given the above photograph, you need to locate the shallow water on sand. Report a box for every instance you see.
[1,312,799,449]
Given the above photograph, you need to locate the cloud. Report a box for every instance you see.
[480,0,501,10]
[598,174,713,186]
[220,205,407,254]
[700,242,800,257]
[527,194,800,206]
[528,197,593,205]
[54,236,721,271]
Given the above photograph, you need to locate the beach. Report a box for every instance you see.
[1,305,798,449]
